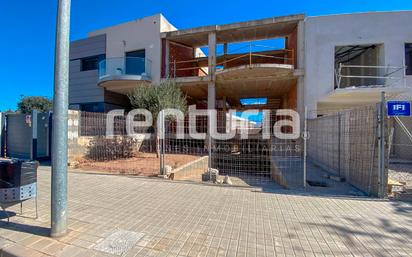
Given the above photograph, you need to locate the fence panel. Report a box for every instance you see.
[68,110,160,176]
[307,105,387,196]
[164,109,304,187]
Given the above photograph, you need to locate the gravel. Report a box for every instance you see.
[389,163,412,188]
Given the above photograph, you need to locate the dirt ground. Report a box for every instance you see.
[389,162,412,188]
[77,153,199,176]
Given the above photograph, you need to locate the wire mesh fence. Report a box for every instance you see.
[67,102,393,196]
[385,92,412,194]
[69,111,160,176]
[164,109,304,187]
[307,104,387,196]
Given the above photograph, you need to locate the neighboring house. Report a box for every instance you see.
[69,14,177,112]
[69,11,412,116]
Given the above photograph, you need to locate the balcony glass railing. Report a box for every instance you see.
[98,57,152,80]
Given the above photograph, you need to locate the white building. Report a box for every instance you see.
[304,11,412,115]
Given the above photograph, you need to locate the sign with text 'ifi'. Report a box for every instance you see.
[387,101,411,116]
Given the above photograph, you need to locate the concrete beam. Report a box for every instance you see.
[161,14,305,39]
[165,40,170,78]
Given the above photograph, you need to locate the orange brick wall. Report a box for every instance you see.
[162,39,201,78]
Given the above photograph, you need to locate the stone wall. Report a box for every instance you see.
[68,110,146,164]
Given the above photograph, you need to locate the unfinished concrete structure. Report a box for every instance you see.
[67,11,412,191]
[159,15,305,184]
[69,11,412,116]
[161,14,305,115]
[305,11,412,115]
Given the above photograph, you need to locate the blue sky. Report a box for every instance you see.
[1,0,412,111]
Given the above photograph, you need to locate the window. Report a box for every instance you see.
[126,49,145,58]
[81,54,105,71]
[406,43,412,75]
[126,49,146,75]
[80,103,105,113]
[334,44,382,88]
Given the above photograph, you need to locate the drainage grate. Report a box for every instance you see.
[93,230,144,255]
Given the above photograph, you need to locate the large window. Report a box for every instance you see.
[81,54,105,71]
[334,44,382,88]
[126,49,146,75]
[406,43,412,75]
[80,102,105,112]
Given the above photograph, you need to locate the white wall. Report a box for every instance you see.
[304,11,412,112]
[89,14,176,84]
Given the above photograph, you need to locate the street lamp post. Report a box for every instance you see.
[51,0,71,238]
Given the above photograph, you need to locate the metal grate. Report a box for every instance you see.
[93,230,144,256]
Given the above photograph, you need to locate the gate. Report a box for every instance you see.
[0,111,51,160]
[306,102,389,197]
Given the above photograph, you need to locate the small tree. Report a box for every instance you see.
[17,96,53,114]
[128,80,187,156]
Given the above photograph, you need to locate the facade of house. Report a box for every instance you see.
[69,14,177,112]
[69,11,412,116]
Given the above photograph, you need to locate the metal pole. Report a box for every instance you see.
[377,91,386,198]
[159,111,165,175]
[303,107,308,189]
[51,0,71,238]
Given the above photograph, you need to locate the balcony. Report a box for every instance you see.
[98,57,152,94]
[169,47,294,80]
[318,64,408,112]
[335,64,406,89]
[167,45,297,106]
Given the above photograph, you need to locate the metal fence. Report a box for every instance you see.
[69,109,304,187]
[385,93,412,196]
[307,104,388,197]
[163,109,304,187]
[68,103,391,197]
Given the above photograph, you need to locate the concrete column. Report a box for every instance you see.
[208,31,216,109]
[297,76,305,119]
[223,43,228,68]
[296,20,305,122]
[165,40,170,78]
[207,32,217,171]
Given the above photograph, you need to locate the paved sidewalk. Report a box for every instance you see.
[0,166,411,257]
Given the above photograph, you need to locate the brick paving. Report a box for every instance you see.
[0,166,411,257]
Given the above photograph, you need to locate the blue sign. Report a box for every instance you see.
[387,101,411,116]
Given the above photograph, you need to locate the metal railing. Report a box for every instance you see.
[98,57,152,80]
[335,64,406,89]
[168,43,294,78]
